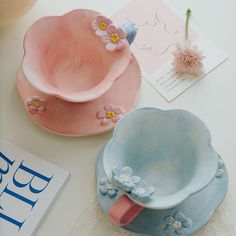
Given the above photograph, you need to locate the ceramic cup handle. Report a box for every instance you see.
[121,23,137,45]
[108,195,144,226]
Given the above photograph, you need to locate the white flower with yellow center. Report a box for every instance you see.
[101,25,127,51]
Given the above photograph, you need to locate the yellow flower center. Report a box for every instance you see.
[110,34,119,43]
[106,111,116,119]
[99,22,106,30]
[34,101,41,108]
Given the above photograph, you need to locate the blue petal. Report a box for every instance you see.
[112,176,122,187]
[164,216,175,225]
[216,169,224,178]
[122,166,133,176]
[146,186,155,195]
[112,176,133,192]
[139,195,152,202]
[217,159,224,168]
[99,186,108,195]
[130,191,139,199]
[164,225,176,233]
[176,226,187,234]
[130,175,141,184]
[99,178,109,186]
[108,189,117,198]
[112,167,121,177]
[131,180,155,197]
[138,180,149,188]
[121,182,134,192]
[138,180,154,192]
[143,195,153,202]
[131,191,153,202]
[181,218,192,228]
[174,212,185,222]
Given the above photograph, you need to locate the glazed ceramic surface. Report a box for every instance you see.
[103,108,219,209]
[120,23,137,45]
[0,0,37,27]
[97,147,228,236]
[17,55,141,137]
[21,9,132,102]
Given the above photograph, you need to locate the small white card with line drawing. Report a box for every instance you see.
[113,0,228,102]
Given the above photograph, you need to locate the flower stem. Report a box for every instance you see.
[185,8,192,41]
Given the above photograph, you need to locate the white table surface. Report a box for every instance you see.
[0,0,236,235]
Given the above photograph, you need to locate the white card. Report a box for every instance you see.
[113,0,228,102]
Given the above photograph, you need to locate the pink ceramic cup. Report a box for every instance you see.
[109,195,144,226]
[21,9,132,103]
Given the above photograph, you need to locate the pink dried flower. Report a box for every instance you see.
[92,15,113,36]
[97,105,123,126]
[101,25,126,51]
[172,41,205,78]
[26,96,46,115]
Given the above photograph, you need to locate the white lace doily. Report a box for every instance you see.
[69,200,236,236]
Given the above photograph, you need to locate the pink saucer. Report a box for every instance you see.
[16,55,141,136]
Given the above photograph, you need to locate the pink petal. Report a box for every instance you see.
[115,39,126,50]
[106,25,117,35]
[28,106,37,115]
[97,15,108,24]
[100,118,111,126]
[26,98,33,106]
[100,33,108,39]
[32,96,40,102]
[100,30,110,40]
[95,29,106,36]
[113,107,122,115]
[104,104,113,112]
[106,42,117,51]
[91,20,98,30]
[103,18,112,26]
[37,107,45,113]
[111,114,122,123]
[97,110,106,119]
[40,100,46,107]
[116,28,126,38]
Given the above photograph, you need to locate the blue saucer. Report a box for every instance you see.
[96,147,228,236]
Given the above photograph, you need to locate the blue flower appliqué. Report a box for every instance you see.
[215,159,224,178]
[131,180,154,202]
[164,212,192,234]
[112,167,141,192]
[99,178,118,198]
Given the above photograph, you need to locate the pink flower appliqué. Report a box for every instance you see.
[26,96,46,115]
[101,25,126,51]
[97,105,124,126]
[172,41,205,77]
[92,15,112,36]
